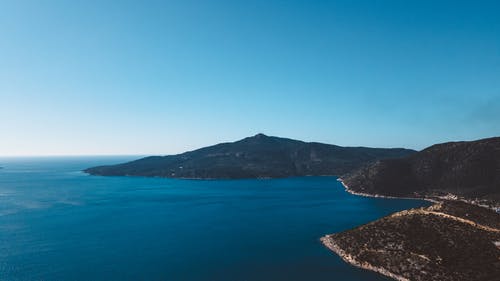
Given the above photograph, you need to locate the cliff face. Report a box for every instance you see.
[84,134,415,179]
[321,201,500,281]
[342,137,500,204]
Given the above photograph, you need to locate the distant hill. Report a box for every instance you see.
[342,137,500,204]
[84,133,415,179]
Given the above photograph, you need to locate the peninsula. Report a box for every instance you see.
[84,134,415,179]
[322,136,500,281]
[321,200,500,281]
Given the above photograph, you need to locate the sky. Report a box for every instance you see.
[1,0,499,156]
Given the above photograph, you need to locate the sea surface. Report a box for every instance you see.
[0,157,429,281]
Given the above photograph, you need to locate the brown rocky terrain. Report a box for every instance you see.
[321,201,500,281]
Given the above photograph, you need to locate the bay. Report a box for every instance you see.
[0,157,428,281]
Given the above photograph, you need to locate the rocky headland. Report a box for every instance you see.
[322,136,500,280]
[321,201,500,281]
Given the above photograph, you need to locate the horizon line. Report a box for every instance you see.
[0,154,148,158]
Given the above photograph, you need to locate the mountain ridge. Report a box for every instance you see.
[84,133,416,179]
[342,136,500,206]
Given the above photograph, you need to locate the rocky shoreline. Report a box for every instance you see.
[337,178,438,203]
[321,196,500,281]
[320,236,410,281]
[338,178,498,210]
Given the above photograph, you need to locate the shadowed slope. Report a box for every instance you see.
[84,134,415,179]
[342,137,500,204]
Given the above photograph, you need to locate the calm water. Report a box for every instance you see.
[0,157,429,281]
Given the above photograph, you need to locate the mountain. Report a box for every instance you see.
[84,133,416,179]
[342,137,500,205]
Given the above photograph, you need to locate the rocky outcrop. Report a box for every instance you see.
[321,201,500,281]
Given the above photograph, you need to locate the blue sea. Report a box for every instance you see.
[0,157,429,281]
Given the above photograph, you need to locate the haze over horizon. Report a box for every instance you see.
[1,0,499,156]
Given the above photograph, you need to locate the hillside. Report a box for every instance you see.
[84,134,415,179]
[342,137,500,205]
[321,201,500,281]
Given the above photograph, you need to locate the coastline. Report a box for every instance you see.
[320,236,410,281]
[322,179,500,281]
[336,178,437,203]
[338,178,499,210]
[321,179,429,281]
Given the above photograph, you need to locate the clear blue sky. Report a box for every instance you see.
[1,0,499,156]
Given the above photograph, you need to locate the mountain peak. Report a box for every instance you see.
[253,133,268,138]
